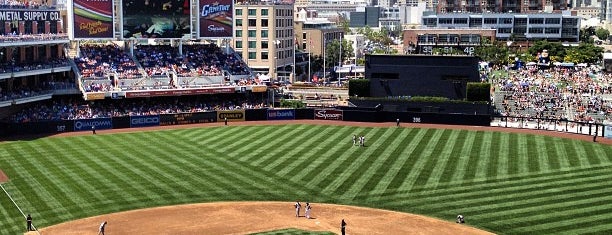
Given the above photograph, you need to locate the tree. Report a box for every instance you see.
[580,27,596,43]
[596,28,610,41]
[474,39,510,65]
[325,39,354,68]
[564,43,603,64]
[527,40,566,61]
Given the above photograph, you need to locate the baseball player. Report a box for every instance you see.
[352,135,357,146]
[305,202,312,219]
[98,221,107,235]
[294,201,301,217]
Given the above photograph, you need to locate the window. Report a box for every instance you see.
[261,19,268,27]
[235,30,242,37]
[453,18,468,24]
[248,9,256,16]
[248,41,256,48]
[261,30,268,38]
[498,28,512,34]
[248,52,256,59]
[529,18,544,24]
[261,52,268,60]
[235,41,243,48]
[236,19,243,26]
[261,9,268,16]
[545,28,559,34]
[500,18,513,24]
[248,30,256,37]
[439,18,452,24]
[261,41,268,48]
[236,9,242,15]
[528,28,543,34]
[484,18,497,24]
[248,19,256,27]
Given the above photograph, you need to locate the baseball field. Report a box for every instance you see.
[1,121,612,234]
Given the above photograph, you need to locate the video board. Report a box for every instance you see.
[122,0,191,39]
[198,0,233,38]
[72,0,114,38]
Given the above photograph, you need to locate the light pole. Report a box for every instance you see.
[274,40,281,81]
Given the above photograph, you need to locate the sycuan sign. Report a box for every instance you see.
[314,109,343,120]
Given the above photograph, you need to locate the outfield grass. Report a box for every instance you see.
[1,125,612,234]
[251,228,335,235]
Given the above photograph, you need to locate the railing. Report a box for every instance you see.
[492,115,605,137]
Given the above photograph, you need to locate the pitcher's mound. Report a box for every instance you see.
[38,201,493,235]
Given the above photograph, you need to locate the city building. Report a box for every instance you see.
[421,13,580,42]
[436,0,568,13]
[233,2,294,80]
[295,9,345,57]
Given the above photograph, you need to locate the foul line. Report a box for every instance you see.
[0,184,41,235]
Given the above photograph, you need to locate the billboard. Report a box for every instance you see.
[160,112,216,125]
[267,109,295,120]
[217,110,245,122]
[198,0,233,38]
[314,109,343,120]
[125,87,235,98]
[0,10,61,21]
[74,118,113,131]
[130,115,160,128]
[122,0,190,39]
[72,0,114,38]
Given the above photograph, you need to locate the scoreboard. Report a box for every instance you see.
[417,45,477,56]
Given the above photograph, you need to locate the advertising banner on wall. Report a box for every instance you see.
[0,10,61,21]
[122,0,191,39]
[198,0,233,38]
[217,110,245,122]
[160,112,216,126]
[74,118,113,131]
[605,125,612,139]
[72,0,114,38]
[130,115,160,128]
[314,109,343,120]
[267,109,295,120]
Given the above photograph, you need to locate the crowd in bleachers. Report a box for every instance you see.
[0,58,69,73]
[75,44,141,79]
[0,0,51,9]
[492,64,612,122]
[135,45,189,77]
[8,95,266,122]
[0,33,68,43]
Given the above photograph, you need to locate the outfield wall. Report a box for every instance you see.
[0,109,499,137]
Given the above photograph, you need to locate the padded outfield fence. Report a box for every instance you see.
[0,109,609,138]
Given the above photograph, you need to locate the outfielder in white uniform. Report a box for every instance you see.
[352,135,357,146]
[294,201,301,217]
[305,202,312,219]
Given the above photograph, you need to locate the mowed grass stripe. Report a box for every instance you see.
[506,201,612,233]
[554,138,572,169]
[68,137,159,205]
[572,140,591,167]
[533,136,550,172]
[449,131,477,182]
[411,129,455,192]
[385,129,439,191]
[251,126,315,166]
[343,128,409,199]
[229,125,296,161]
[357,128,418,198]
[382,166,612,206]
[369,128,430,196]
[273,126,344,176]
[96,134,187,201]
[152,129,275,197]
[219,126,288,158]
[496,132,510,179]
[484,132,500,179]
[436,130,469,184]
[409,171,612,213]
[474,131,493,180]
[289,127,366,183]
[525,136,540,172]
[262,125,330,172]
[426,130,464,188]
[168,130,314,198]
[516,134,530,174]
[471,183,612,222]
[5,145,76,220]
[507,134,519,175]
[119,132,216,199]
[327,128,399,198]
[191,124,249,146]
[296,127,372,186]
[399,129,447,191]
[315,128,386,194]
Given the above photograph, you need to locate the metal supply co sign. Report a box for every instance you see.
[314,109,343,120]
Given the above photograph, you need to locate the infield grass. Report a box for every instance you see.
[1,124,612,234]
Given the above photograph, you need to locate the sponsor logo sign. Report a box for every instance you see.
[199,0,233,38]
[72,0,114,38]
[160,112,216,126]
[130,115,160,128]
[0,10,61,21]
[251,85,267,93]
[125,88,235,98]
[605,125,612,139]
[314,109,343,120]
[74,118,112,131]
[86,92,105,100]
[267,109,295,120]
[217,110,245,122]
